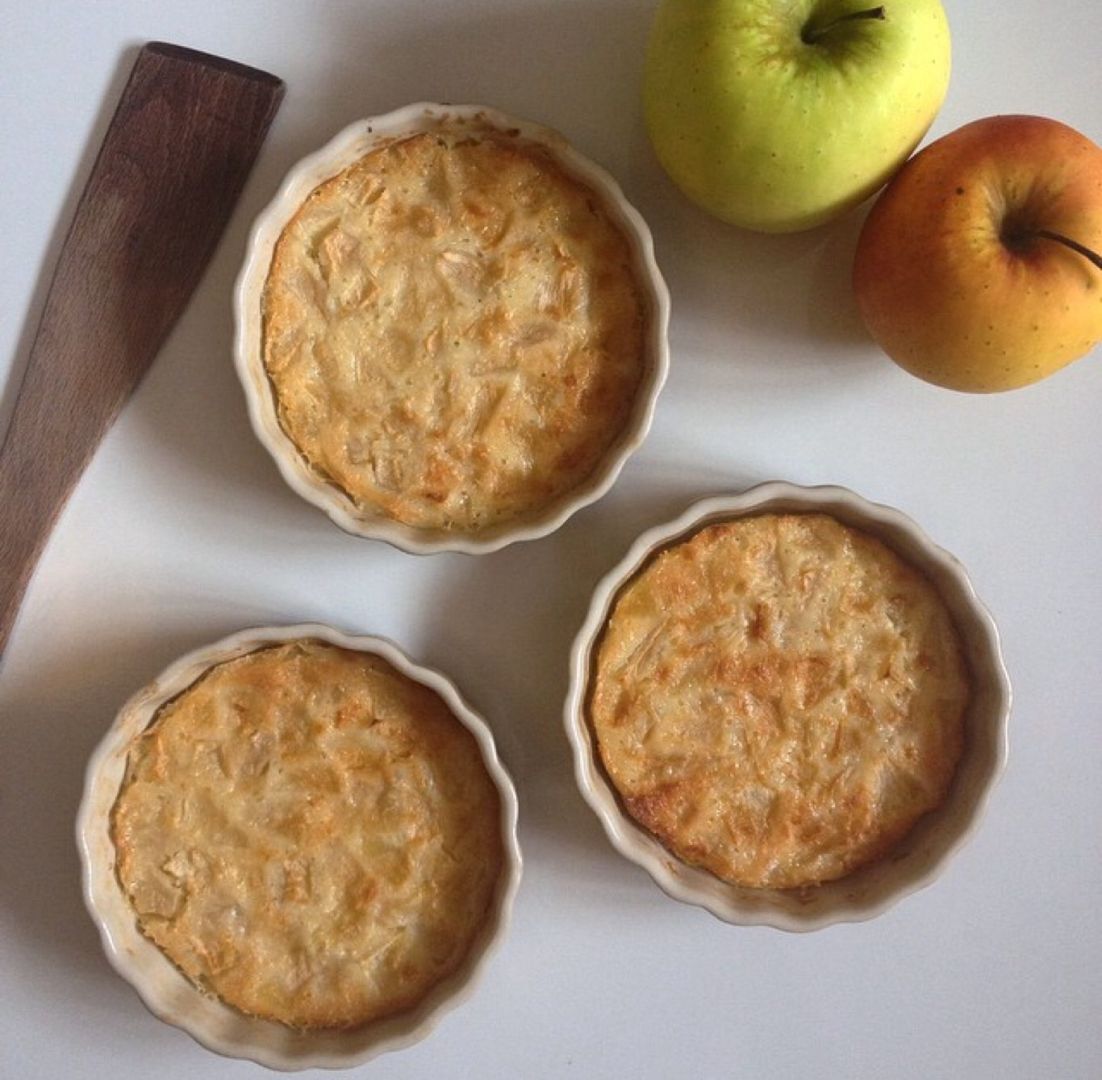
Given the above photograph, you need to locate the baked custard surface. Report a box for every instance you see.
[111,640,503,1030]
[589,514,970,890]
[262,127,647,532]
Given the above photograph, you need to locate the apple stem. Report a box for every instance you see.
[1031,229,1102,273]
[802,6,886,45]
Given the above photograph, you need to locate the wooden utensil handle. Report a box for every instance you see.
[0,43,283,657]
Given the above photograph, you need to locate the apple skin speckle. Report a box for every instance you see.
[853,115,1102,392]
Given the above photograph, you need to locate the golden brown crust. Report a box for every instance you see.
[262,129,647,532]
[111,641,503,1031]
[589,514,970,890]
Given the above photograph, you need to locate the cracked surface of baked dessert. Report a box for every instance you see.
[262,126,647,532]
[111,640,504,1030]
[589,513,971,890]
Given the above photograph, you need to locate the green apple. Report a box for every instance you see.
[853,115,1102,392]
[643,0,951,232]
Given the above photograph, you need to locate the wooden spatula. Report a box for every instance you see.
[0,42,283,658]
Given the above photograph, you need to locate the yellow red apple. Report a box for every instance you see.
[853,114,1102,392]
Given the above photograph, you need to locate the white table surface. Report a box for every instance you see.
[2,2,1101,1077]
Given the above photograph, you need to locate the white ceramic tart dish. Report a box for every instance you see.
[235,103,670,554]
[564,482,1011,931]
[77,624,521,1070]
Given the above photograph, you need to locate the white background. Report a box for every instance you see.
[2,2,1100,1077]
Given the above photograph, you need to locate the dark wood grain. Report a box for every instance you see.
[0,42,283,658]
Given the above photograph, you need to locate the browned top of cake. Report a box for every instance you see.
[112,640,504,1030]
[262,127,647,532]
[589,513,970,890]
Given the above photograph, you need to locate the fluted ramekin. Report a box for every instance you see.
[234,103,670,555]
[78,623,521,1069]
[565,482,1010,931]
